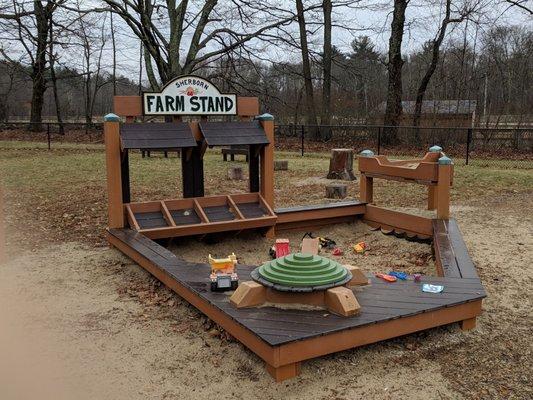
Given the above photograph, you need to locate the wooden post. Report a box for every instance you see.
[437,156,452,219]
[258,114,275,209]
[360,174,373,203]
[428,186,437,210]
[249,144,260,192]
[104,113,125,228]
[358,150,374,203]
[0,184,6,264]
[266,362,301,382]
[427,145,442,211]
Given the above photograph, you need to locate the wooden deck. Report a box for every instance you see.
[107,221,485,381]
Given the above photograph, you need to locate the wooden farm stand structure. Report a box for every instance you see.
[105,81,485,382]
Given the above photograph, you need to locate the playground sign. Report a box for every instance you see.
[143,75,237,116]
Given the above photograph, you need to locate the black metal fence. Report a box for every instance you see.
[1,121,531,169]
[275,124,533,169]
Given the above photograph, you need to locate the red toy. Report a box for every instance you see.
[332,248,343,256]
[275,239,290,258]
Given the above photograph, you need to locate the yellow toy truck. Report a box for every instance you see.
[208,253,239,291]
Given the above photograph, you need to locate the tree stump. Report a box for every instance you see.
[274,160,289,171]
[228,166,244,180]
[327,148,355,180]
[325,183,347,199]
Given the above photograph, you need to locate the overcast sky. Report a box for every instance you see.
[2,0,531,82]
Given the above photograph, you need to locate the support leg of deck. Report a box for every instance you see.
[460,317,476,331]
[266,362,301,382]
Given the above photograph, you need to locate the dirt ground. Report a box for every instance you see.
[1,143,532,399]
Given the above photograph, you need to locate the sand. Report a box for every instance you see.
[1,191,532,399]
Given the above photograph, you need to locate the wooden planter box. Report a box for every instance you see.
[125,193,276,239]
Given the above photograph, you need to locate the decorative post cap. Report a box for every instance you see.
[360,149,375,157]
[429,145,443,152]
[254,113,274,121]
[104,113,120,122]
[438,155,453,165]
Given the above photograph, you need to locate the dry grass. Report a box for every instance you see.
[1,141,531,252]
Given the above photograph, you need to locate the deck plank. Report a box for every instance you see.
[107,228,486,347]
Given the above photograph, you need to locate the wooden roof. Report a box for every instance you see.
[120,123,196,149]
[199,121,269,146]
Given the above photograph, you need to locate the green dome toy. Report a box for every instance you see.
[251,253,352,292]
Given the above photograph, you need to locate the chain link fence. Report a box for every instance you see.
[1,121,531,169]
[275,124,533,169]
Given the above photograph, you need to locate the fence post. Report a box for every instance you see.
[47,123,51,150]
[301,124,305,156]
[377,127,381,155]
[465,128,472,165]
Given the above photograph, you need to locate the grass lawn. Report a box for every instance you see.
[1,140,532,251]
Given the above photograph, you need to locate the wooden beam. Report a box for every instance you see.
[237,97,260,118]
[227,195,245,220]
[363,205,433,236]
[276,299,483,366]
[193,199,210,223]
[113,96,142,117]
[113,95,259,118]
[277,203,366,224]
[139,215,277,239]
[104,119,124,228]
[161,201,177,227]
[125,204,141,231]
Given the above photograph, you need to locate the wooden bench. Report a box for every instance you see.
[222,145,249,162]
[433,219,479,279]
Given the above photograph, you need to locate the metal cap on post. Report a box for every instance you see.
[360,149,375,157]
[438,155,453,165]
[255,113,274,121]
[104,113,121,122]
[429,145,442,153]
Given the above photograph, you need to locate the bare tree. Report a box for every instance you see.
[103,0,299,88]
[383,0,408,143]
[412,0,471,127]
[321,0,332,135]
[296,0,319,134]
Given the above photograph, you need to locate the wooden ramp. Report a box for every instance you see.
[107,225,485,381]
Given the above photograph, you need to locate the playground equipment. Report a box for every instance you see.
[230,253,365,317]
[104,75,485,382]
[208,253,239,291]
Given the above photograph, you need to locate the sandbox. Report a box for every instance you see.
[103,75,485,382]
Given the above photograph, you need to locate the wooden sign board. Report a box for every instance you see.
[143,75,237,116]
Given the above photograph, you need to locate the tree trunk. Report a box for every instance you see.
[326,183,348,199]
[383,0,408,145]
[48,16,64,135]
[413,0,453,128]
[111,11,117,96]
[327,149,356,180]
[228,166,244,180]
[29,1,51,132]
[321,0,332,139]
[296,0,319,138]
[274,160,289,171]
